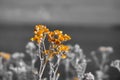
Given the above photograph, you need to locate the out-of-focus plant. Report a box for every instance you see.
[10,52,26,73]
[0,52,12,80]
[111,59,120,72]
[91,46,113,80]
[0,52,11,60]
[26,42,36,57]
[62,44,88,80]
[25,42,37,72]
[31,24,71,80]
[83,72,95,80]
[9,52,30,80]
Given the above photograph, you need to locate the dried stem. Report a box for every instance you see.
[53,56,61,80]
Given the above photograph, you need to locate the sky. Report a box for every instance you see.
[0,0,120,24]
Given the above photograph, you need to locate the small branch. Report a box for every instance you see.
[53,57,61,80]
[39,61,47,80]
[91,51,100,68]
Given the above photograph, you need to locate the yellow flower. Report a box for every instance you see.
[54,30,63,35]
[0,52,11,60]
[58,44,70,52]
[61,54,67,59]
[48,52,56,59]
[31,24,71,61]
[48,30,71,45]
[58,44,70,59]
[43,44,69,60]
[44,49,59,56]
[31,24,49,44]
[35,25,49,33]
[31,35,43,43]
[63,34,71,41]
[48,30,63,43]
[43,50,50,55]
[44,50,57,62]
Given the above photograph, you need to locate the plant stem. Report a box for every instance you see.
[53,57,61,80]
[39,61,47,80]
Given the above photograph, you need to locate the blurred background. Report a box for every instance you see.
[0,0,120,80]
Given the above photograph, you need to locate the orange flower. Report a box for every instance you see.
[48,30,63,43]
[31,24,71,60]
[44,50,58,62]
[58,44,70,52]
[43,44,69,59]
[44,49,59,56]
[31,34,43,43]
[48,30,71,44]
[31,24,49,44]
[43,50,50,55]
[48,52,56,59]
[54,30,63,35]
[0,52,11,60]
[61,54,67,59]
[63,34,71,41]
[35,25,49,33]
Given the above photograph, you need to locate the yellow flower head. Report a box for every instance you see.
[31,24,71,60]
[31,24,49,44]
[44,50,58,62]
[43,44,69,60]
[0,52,11,60]
[43,50,50,55]
[48,52,56,59]
[58,44,70,52]
[34,25,49,33]
[63,34,71,41]
[61,54,67,59]
[44,49,58,56]
[48,30,71,44]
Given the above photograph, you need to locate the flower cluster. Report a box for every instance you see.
[48,30,71,45]
[31,25,71,44]
[31,25,71,60]
[31,25,49,44]
[31,24,71,80]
